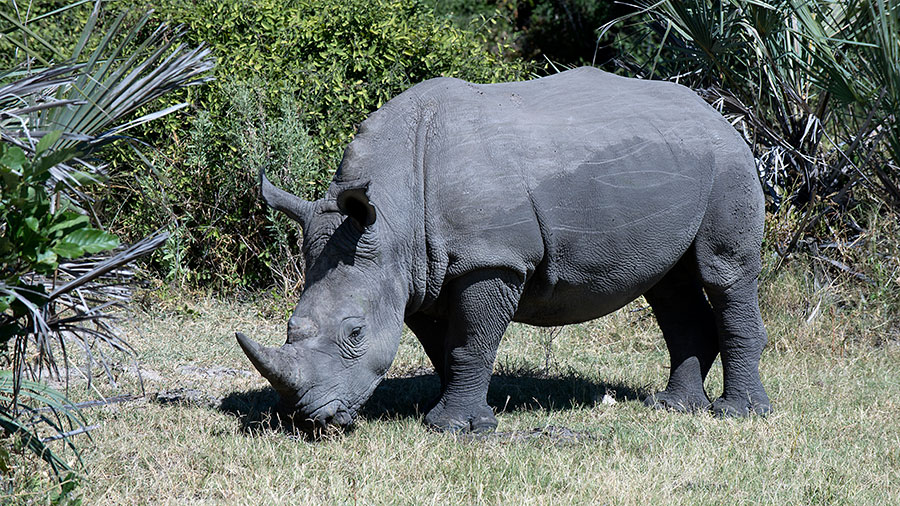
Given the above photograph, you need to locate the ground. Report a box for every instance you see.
[4,264,900,504]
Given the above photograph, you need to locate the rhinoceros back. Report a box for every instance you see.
[401,67,749,324]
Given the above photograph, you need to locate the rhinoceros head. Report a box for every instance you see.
[236,169,407,428]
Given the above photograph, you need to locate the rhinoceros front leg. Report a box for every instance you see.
[405,313,450,405]
[424,269,522,433]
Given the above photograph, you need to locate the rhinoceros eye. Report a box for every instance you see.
[338,318,368,360]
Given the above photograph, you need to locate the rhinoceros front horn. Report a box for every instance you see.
[259,167,316,228]
[235,332,302,393]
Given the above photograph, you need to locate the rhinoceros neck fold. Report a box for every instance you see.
[332,96,429,315]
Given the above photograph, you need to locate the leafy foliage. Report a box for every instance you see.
[0,139,119,315]
[424,0,638,67]
[1,0,213,486]
[122,80,320,291]
[511,0,617,65]
[94,0,529,289]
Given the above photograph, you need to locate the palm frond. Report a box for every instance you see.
[2,7,214,193]
[44,14,214,153]
[1,1,213,480]
[0,370,88,477]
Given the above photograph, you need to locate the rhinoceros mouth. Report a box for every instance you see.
[299,399,357,428]
[294,376,383,428]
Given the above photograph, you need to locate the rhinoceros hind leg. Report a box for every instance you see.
[694,167,770,417]
[704,278,771,417]
[643,251,718,413]
[423,269,522,433]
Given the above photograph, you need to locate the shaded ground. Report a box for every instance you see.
[167,364,644,441]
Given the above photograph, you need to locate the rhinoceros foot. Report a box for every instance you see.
[643,390,711,413]
[710,388,771,417]
[425,402,497,433]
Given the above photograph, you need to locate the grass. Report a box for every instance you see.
[2,263,900,504]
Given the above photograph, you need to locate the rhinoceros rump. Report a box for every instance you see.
[236,67,770,432]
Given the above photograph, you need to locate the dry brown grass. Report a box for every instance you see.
[3,257,899,504]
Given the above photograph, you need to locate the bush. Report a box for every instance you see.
[101,0,530,289]
[122,80,319,291]
[605,0,900,315]
[423,0,631,67]
[512,0,616,65]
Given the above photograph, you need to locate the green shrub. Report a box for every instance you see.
[121,80,320,289]
[101,0,529,289]
[512,0,615,64]
[0,0,93,69]
[422,0,629,66]
[0,137,120,331]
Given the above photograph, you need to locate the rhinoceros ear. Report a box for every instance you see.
[259,167,316,228]
[337,186,377,228]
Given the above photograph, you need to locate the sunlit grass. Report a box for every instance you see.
[3,263,899,504]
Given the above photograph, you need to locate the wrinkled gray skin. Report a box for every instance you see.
[236,67,770,432]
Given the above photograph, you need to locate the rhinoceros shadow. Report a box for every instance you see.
[363,365,646,420]
[218,365,647,437]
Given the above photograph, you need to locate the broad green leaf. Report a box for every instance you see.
[31,146,83,179]
[0,146,27,172]
[48,214,90,235]
[61,229,120,254]
[24,217,40,232]
[35,130,63,155]
[35,249,58,269]
[52,242,85,259]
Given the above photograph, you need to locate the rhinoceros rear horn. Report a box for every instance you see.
[259,167,316,228]
[235,332,301,392]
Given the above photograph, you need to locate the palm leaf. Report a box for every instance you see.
[0,370,89,477]
[44,12,214,154]
[1,1,213,480]
[2,6,214,191]
[0,10,67,62]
